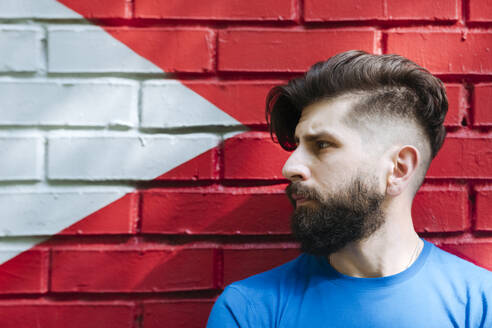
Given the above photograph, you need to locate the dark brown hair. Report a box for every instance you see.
[265,50,448,165]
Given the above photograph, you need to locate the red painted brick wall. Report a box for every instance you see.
[0,0,491,327]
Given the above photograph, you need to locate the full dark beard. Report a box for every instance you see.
[286,174,386,256]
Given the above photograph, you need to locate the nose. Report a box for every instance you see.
[282,148,311,182]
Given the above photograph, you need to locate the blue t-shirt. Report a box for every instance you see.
[207,239,492,327]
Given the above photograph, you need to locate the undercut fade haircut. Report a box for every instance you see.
[265,50,448,196]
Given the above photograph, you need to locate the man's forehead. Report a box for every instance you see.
[294,95,358,139]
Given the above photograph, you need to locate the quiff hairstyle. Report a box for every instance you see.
[265,50,448,197]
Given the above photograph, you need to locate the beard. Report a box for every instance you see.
[285,173,386,257]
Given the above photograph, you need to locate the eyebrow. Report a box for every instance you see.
[294,130,342,145]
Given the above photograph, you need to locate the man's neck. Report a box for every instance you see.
[328,213,423,278]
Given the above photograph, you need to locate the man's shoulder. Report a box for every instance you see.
[427,241,492,285]
[207,254,313,328]
[226,252,311,297]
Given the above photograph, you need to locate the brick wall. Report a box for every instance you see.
[0,0,491,327]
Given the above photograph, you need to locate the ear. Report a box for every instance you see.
[386,145,419,196]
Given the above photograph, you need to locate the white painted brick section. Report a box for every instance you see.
[0,191,129,236]
[0,0,80,18]
[142,80,242,128]
[0,137,42,181]
[48,26,162,73]
[48,134,219,180]
[0,26,43,72]
[0,79,138,127]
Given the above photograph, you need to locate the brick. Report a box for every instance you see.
[473,84,492,127]
[474,186,492,231]
[386,0,459,21]
[0,80,137,127]
[223,248,300,285]
[0,191,131,236]
[0,0,129,19]
[141,80,241,128]
[48,27,215,73]
[438,243,492,271]
[51,248,215,292]
[304,0,458,21]
[469,0,492,22]
[218,29,377,72]
[224,131,290,179]
[411,185,469,232]
[0,137,42,181]
[143,300,214,328]
[141,187,292,234]
[0,26,42,72]
[183,81,279,126]
[135,0,296,21]
[0,249,47,294]
[444,84,465,127]
[155,147,218,180]
[387,31,492,74]
[427,136,492,178]
[56,0,130,19]
[0,0,80,18]
[60,192,138,235]
[304,0,385,21]
[48,135,219,181]
[0,302,135,328]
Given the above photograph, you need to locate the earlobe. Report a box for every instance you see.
[386,175,401,196]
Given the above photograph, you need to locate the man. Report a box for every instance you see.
[206,50,492,327]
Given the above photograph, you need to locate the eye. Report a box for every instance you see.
[316,141,332,149]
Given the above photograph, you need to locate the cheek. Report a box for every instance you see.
[311,163,346,193]
[312,154,360,189]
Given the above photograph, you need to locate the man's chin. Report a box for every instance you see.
[296,238,349,257]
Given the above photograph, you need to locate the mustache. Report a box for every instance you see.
[285,182,323,203]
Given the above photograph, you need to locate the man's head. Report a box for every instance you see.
[265,50,448,256]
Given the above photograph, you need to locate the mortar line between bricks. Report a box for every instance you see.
[1,70,489,81]
[0,124,489,136]
[129,0,135,20]
[463,81,473,127]
[37,72,492,81]
[218,135,225,181]
[137,80,143,128]
[462,0,470,26]
[135,191,143,235]
[135,300,144,328]
[0,290,223,302]
[4,20,481,30]
[213,27,218,73]
[38,23,48,77]
[380,30,388,54]
[297,0,304,25]
[42,135,48,183]
[375,30,383,54]
[468,181,476,232]
[7,229,491,248]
